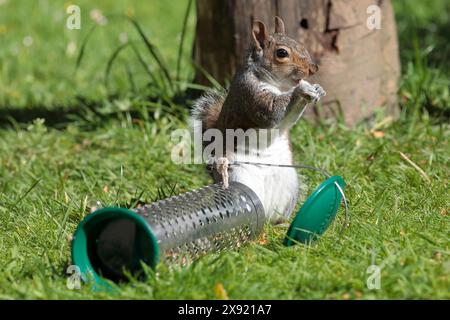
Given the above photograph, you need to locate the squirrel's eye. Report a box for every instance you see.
[276,48,289,58]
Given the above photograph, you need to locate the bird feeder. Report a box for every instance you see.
[71,181,265,284]
[71,175,346,286]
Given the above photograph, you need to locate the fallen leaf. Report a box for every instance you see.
[258,232,268,245]
[372,130,385,138]
[214,283,229,300]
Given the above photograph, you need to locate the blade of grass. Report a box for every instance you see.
[12,179,41,208]
[124,62,136,92]
[130,42,160,90]
[74,24,98,74]
[104,42,130,89]
[176,0,194,89]
[399,151,431,183]
[127,17,174,92]
[192,62,225,91]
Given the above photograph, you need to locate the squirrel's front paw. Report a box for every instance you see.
[312,84,326,100]
[295,80,326,103]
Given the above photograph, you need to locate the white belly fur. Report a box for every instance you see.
[228,134,299,222]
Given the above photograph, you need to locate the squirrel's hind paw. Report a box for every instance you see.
[215,157,230,189]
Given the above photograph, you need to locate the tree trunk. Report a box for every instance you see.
[194,0,400,125]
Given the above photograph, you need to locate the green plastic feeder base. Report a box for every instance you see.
[71,177,346,287]
[71,207,159,287]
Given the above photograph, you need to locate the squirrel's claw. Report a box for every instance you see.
[215,157,230,189]
[313,84,326,99]
[296,80,326,103]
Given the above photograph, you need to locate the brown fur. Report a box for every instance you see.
[203,98,223,129]
[193,16,318,132]
[190,17,324,221]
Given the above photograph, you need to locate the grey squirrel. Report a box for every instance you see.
[191,17,326,223]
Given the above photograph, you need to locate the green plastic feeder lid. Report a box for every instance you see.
[284,176,346,246]
[71,207,160,289]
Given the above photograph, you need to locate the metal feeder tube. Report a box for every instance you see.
[71,181,265,284]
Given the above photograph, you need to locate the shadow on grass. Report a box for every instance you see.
[0,90,201,129]
[0,97,127,129]
[0,106,79,128]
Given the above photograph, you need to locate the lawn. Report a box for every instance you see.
[0,0,448,299]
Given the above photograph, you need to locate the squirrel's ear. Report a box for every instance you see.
[252,20,268,51]
[274,16,285,34]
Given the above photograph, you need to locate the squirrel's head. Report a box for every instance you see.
[250,16,318,90]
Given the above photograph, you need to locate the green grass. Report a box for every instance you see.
[394,0,450,119]
[0,111,448,299]
[0,0,196,108]
[0,0,449,299]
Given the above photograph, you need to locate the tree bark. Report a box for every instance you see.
[194,0,400,125]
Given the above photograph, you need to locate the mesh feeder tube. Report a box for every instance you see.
[71,182,266,284]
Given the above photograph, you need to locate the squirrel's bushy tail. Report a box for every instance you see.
[190,89,226,132]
